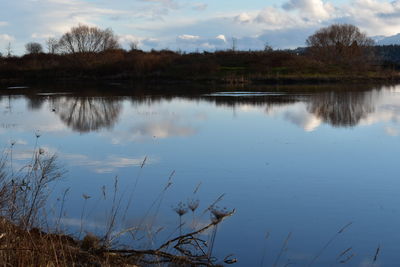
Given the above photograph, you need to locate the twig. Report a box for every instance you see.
[308,222,353,267]
[158,209,235,251]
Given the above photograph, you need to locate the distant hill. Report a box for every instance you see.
[374,45,400,66]
[375,34,400,45]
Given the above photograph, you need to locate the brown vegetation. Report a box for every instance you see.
[1,48,390,85]
[0,23,398,85]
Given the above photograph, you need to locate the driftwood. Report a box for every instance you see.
[104,209,236,266]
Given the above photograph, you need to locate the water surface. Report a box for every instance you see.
[1,83,400,266]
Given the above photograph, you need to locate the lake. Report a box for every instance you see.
[0,82,399,266]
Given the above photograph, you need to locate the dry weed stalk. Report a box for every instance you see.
[0,139,237,266]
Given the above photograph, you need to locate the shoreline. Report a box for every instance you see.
[2,72,400,88]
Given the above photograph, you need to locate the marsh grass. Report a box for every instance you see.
[0,138,236,266]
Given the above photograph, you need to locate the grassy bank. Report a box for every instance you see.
[1,49,398,86]
[0,139,235,266]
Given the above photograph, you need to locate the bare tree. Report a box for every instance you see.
[264,42,273,52]
[128,41,139,51]
[25,42,43,54]
[58,24,120,53]
[306,24,375,67]
[46,37,59,54]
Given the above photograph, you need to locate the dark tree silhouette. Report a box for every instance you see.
[306,24,375,68]
[58,24,120,53]
[25,42,43,54]
[26,96,46,110]
[307,91,375,127]
[51,97,121,133]
[46,38,59,54]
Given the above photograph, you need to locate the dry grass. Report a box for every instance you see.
[0,140,236,266]
[0,217,140,266]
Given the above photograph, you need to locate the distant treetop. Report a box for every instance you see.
[306,24,374,48]
[306,24,375,68]
[25,42,43,54]
[58,24,120,54]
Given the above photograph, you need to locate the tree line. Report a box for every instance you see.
[1,23,399,83]
[22,24,120,55]
[7,24,375,60]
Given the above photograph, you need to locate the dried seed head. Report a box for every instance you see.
[188,199,200,212]
[210,206,231,222]
[173,201,188,217]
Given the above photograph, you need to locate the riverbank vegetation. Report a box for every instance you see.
[0,140,236,266]
[1,24,400,85]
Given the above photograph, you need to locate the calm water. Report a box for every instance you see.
[1,83,400,266]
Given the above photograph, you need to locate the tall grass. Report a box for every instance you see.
[0,138,236,266]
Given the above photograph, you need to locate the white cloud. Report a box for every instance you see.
[216,34,227,43]
[255,8,306,29]
[266,103,322,131]
[131,120,196,139]
[177,34,200,41]
[234,13,252,24]
[118,34,153,49]
[174,33,231,50]
[282,0,335,20]
[283,104,322,132]
[343,0,400,35]
[31,33,55,39]
[63,153,154,173]
[6,0,400,54]
[0,34,14,42]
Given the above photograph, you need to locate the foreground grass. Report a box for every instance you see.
[0,217,136,266]
[0,138,235,267]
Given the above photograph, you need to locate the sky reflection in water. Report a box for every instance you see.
[0,84,400,266]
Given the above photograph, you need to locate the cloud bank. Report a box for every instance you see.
[2,0,400,54]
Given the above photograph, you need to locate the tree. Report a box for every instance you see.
[264,42,273,52]
[128,41,139,51]
[25,42,43,54]
[58,24,120,53]
[306,24,375,67]
[46,37,59,54]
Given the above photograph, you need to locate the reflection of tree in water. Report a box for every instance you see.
[306,91,376,127]
[51,97,121,133]
[26,96,46,110]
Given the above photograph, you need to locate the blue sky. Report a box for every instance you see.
[1,0,400,54]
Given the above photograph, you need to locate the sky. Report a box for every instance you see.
[1,0,400,54]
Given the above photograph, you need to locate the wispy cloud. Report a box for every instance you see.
[4,0,400,53]
[63,153,155,173]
